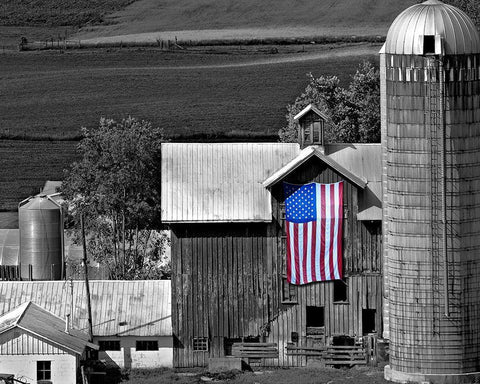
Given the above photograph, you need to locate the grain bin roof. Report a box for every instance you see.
[161,143,299,222]
[0,301,96,354]
[385,0,480,55]
[0,280,171,337]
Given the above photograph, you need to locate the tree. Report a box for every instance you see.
[62,117,170,279]
[437,1,480,27]
[279,61,380,144]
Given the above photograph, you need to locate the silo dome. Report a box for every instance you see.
[385,0,480,55]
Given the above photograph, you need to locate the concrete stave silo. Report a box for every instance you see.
[381,0,480,382]
[19,195,64,280]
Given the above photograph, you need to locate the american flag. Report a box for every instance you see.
[283,181,343,285]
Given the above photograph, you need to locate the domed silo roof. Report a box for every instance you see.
[385,0,480,55]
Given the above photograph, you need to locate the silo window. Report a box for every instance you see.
[423,35,435,55]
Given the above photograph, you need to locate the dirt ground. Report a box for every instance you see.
[126,366,389,384]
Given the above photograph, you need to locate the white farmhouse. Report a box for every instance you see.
[0,301,97,384]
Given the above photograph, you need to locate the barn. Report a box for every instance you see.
[0,301,97,384]
[161,119,383,367]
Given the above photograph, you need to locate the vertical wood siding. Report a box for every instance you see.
[171,157,383,367]
[0,328,68,355]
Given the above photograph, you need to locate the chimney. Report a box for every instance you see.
[65,313,71,334]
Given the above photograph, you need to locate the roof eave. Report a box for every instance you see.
[162,219,273,224]
[16,325,85,355]
[263,146,367,189]
[293,104,330,121]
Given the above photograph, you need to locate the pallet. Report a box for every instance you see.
[232,342,279,359]
[286,344,366,366]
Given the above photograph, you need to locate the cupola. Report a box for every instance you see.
[294,104,329,149]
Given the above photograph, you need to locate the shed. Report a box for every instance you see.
[162,142,383,367]
[0,280,172,369]
[0,301,97,384]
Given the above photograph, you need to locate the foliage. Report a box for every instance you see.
[62,117,169,279]
[279,61,380,144]
[437,0,480,27]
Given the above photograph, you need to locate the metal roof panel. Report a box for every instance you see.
[161,143,299,222]
[0,280,171,337]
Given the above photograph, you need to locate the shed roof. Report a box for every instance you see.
[0,301,96,354]
[0,280,171,337]
[161,143,299,222]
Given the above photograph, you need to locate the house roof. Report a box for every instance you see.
[0,301,96,355]
[161,143,299,222]
[0,280,171,337]
[263,145,368,189]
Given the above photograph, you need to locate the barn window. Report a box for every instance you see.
[362,309,376,335]
[306,306,325,328]
[99,340,121,351]
[136,340,158,351]
[37,361,51,381]
[193,337,209,352]
[281,277,297,303]
[333,280,348,302]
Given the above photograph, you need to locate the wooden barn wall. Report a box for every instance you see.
[171,157,382,367]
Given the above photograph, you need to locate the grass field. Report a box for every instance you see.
[0,140,78,211]
[0,44,379,140]
[126,366,389,384]
[0,44,379,210]
[0,0,417,48]
[1,0,135,27]
[76,0,417,42]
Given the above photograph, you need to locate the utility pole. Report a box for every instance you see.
[81,213,94,342]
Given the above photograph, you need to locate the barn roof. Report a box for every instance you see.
[0,280,171,337]
[161,143,299,222]
[264,143,382,221]
[263,145,368,189]
[0,301,96,354]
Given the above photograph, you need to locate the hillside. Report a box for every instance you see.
[76,0,417,41]
[1,0,135,27]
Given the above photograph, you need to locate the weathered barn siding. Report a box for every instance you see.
[171,156,382,367]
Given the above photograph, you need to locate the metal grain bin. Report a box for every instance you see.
[381,1,480,382]
[18,195,63,280]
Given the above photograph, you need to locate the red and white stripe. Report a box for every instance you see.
[286,182,343,285]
